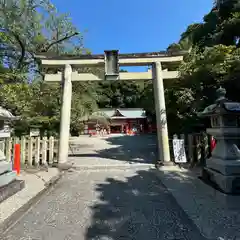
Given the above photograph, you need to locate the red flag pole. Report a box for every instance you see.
[14,143,21,175]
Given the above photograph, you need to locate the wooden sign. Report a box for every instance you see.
[30,129,40,137]
[0,125,11,138]
[173,139,187,163]
[0,131,10,138]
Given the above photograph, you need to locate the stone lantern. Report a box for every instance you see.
[199,87,240,194]
[0,106,19,189]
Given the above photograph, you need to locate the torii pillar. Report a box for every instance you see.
[153,62,171,163]
[58,64,72,166]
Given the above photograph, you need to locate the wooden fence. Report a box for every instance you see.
[169,132,212,166]
[0,136,58,167]
[0,133,213,168]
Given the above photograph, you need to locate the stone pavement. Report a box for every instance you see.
[154,166,240,240]
[68,135,157,169]
[0,168,61,235]
[2,168,207,240]
[1,135,240,239]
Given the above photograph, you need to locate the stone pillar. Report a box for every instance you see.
[58,64,72,166]
[152,62,171,163]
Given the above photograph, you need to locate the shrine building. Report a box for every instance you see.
[85,108,148,134]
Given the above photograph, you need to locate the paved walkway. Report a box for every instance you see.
[0,168,60,227]
[1,135,207,240]
[68,135,158,168]
[2,168,206,240]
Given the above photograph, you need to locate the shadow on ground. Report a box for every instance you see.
[85,169,206,240]
[69,134,158,164]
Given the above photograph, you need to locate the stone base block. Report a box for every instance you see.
[202,167,240,194]
[0,161,12,175]
[0,180,25,204]
[57,162,74,171]
[0,171,16,188]
[206,158,240,175]
[155,161,175,168]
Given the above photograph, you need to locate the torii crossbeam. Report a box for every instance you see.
[36,50,185,167]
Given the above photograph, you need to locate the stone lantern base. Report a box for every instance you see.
[202,158,240,194]
[0,159,25,203]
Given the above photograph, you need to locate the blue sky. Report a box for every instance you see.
[52,0,213,54]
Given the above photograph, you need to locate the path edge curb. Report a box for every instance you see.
[0,170,63,236]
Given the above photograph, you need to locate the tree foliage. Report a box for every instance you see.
[142,1,240,134]
[2,0,239,136]
[96,80,144,109]
[0,0,97,135]
[0,0,144,135]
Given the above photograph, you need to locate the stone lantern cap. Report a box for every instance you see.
[0,106,18,120]
[198,87,240,117]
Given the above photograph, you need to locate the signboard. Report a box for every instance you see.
[30,129,40,137]
[0,131,10,138]
[0,125,11,138]
[173,139,187,163]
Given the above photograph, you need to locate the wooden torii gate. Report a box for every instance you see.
[36,51,184,168]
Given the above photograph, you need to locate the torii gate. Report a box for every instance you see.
[36,51,184,168]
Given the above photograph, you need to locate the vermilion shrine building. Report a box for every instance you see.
[85,108,156,134]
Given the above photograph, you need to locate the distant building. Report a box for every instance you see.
[85,108,148,134]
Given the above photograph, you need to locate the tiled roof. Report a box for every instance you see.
[95,108,146,119]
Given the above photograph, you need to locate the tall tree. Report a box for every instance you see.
[0,0,99,135]
[143,1,240,134]
[0,0,84,79]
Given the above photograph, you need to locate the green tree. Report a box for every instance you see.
[142,1,240,134]
[0,0,99,135]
